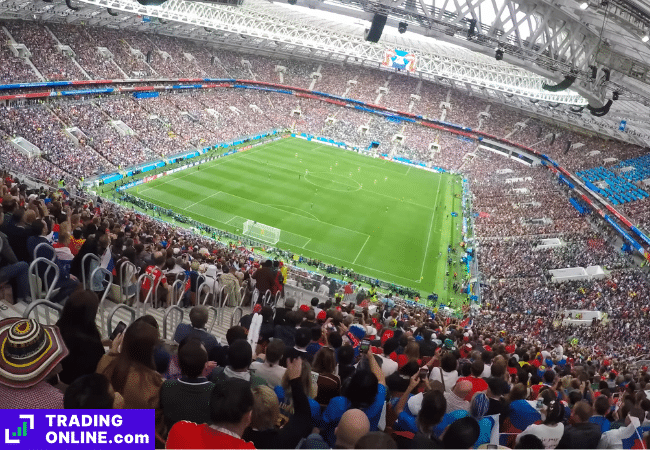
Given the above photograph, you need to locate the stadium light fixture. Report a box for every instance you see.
[495,49,504,60]
[398,22,407,34]
[580,2,589,9]
[643,35,649,43]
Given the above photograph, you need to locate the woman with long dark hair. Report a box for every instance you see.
[96,320,163,410]
[56,290,105,385]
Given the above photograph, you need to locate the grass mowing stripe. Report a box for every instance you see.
[125,137,466,303]
[419,173,442,281]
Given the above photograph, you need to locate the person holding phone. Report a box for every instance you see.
[56,290,106,385]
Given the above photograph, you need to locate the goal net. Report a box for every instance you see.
[242,220,281,245]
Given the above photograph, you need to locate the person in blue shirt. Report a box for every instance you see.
[321,350,387,446]
[173,306,220,353]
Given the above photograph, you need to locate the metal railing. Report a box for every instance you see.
[33,242,56,261]
[162,305,184,341]
[91,266,113,336]
[23,300,63,326]
[81,253,101,291]
[135,273,157,318]
[106,303,137,338]
[115,261,138,305]
[28,257,60,302]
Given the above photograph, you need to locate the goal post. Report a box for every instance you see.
[242,220,281,245]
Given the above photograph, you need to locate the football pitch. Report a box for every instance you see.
[125,137,466,304]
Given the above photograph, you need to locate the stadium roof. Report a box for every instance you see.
[2,0,650,146]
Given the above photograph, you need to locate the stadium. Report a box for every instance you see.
[1,0,650,447]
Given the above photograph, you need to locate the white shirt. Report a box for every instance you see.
[250,361,286,388]
[429,367,459,392]
[378,355,398,378]
[598,419,642,449]
[480,364,492,379]
[517,423,564,449]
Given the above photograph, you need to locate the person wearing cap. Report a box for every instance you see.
[0,318,69,408]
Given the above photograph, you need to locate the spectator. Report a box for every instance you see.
[242,357,312,449]
[274,297,295,326]
[142,251,171,307]
[160,338,214,429]
[250,338,286,388]
[173,306,220,353]
[556,400,602,449]
[444,380,472,414]
[377,337,399,378]
[441,416,480,449]
[252,259,275,295]
[165,378,255,449]
[322,352,387,445]
[210,339,267,387]
[313,346,341,407]
[589,395,612,433]
[0,213,31,302]
[96,319,164,436]
[428,351,459,392]
[56,289,105,385]
[64,373,122,409]
[0,318,69,408]
[334,409,370,449]
[517,399,565,449]
[597,407,645,449]
[221,263,242,307]
[457,359,489,401]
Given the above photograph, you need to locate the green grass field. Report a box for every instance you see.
[125,137,466,304]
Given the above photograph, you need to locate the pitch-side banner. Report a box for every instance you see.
[1,410,154,449]
[382,49,417,72]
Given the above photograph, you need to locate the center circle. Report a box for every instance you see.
[303,172,362,192]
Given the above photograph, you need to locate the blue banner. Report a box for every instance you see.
[631,226,650,247]
[0,409,154,448]
[604,215,643,252]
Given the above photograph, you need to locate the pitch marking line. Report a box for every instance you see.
[137,143,272,193]
[418,171,443,282]
[243,142,435,210]
[128,191,421,285]
[187,191,222,208]
[352,235,371,265]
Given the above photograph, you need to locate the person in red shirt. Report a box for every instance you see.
[142,252,170,307]
[457,360,489,401]
[166,378,255,449]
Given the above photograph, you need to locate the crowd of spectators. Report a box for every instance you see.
[5,21,86,81]
[3,177,650,448]
[2,18,650,450]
